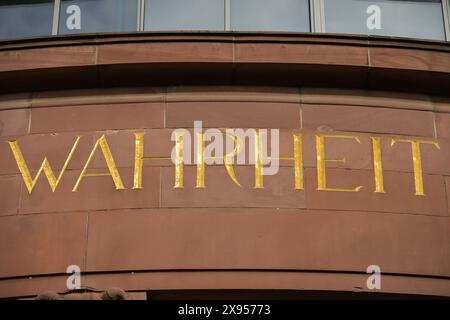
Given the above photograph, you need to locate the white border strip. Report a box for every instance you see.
[442,0,450,41]
[310,0,325,33]
[51,0,61,36]
[225,0,231,31]
[138,0,146,31]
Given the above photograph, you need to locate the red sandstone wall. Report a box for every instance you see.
[1,34,450,299]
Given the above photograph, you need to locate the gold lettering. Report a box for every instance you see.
[8,136,81,194]
[73,135,124,192]
[254,133,304,190]
[196,132,205,188]
[174,133,184,188]
[316,134,363,192]
[198,132,242,188]
[222,133,242,187]
[371,137,385,193]
[391,138,440,196]
[254,132,264,189]
[293,134,304,190]
[133,132,171,189]
[277,134,304,190]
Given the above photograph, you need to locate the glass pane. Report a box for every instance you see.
[324,0,445,41]
[0,0,54,39]
[231,0,310,32]
[145,0,224,31]
[59,0,138,34]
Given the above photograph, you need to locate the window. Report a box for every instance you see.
[144,0,224,31]
[231,0,310,32]
[59,0,138,34]
[323,0,446,41]
[0,0,54,39]
[0,0,449,41]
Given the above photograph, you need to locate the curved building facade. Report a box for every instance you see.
[1,1,450,300]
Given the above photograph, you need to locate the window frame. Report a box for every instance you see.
[52,0,61,35]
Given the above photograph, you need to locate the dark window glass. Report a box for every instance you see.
[0,0,54,39]
[231,0,310,32]
[145,0,224,31]
[324,0,445,40]
[59,0,138,34]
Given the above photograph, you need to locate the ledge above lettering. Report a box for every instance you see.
[0,31,449,96]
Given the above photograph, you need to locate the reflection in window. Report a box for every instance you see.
[324,0,446,41]
[231,0,310,32]
[0,0,54,39]
[145,0,224,31]
[59,0,138,34]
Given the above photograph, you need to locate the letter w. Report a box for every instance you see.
[8,136,81,194]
